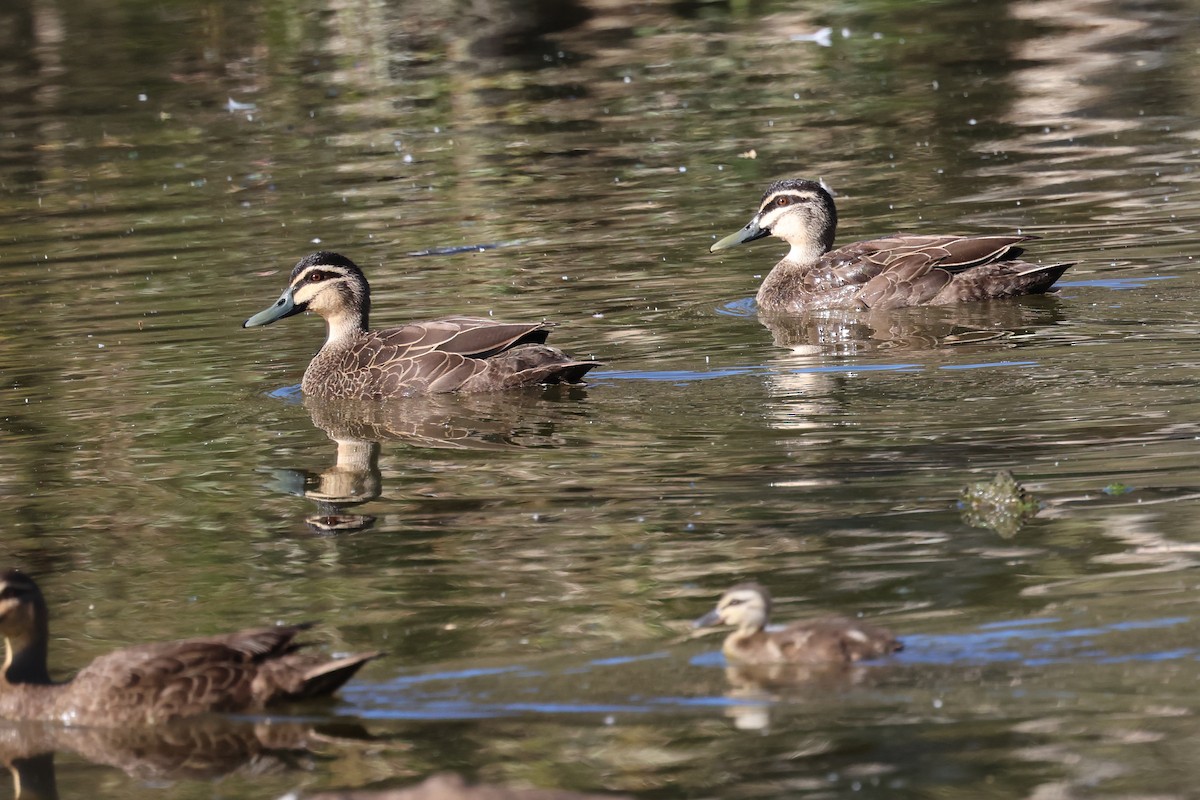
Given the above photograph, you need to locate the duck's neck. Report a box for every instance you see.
[323,308,368,347]
[723,622,768,658]
[4,623,51,685]
[729,619,766,644]
[784,238,828,267]
[756,257,814,312]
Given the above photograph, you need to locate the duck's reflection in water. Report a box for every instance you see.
[759,296,1066,360]
[267,388,594,534]
[756,298,1067,429]
[719,662,894,733]
[0,717,371,798]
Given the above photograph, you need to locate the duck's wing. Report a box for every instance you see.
[331,318,560,396]
[372,318,553,359]
[69,625,376,722]
[857,234,1036,271]
[834,234,1037,309]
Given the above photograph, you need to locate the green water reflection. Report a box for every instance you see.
[3,0,1200,797]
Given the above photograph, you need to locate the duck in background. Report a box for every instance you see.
[709,178,1072,312]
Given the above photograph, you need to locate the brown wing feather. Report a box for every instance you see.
[70,629,303,721]
[851,234,1036,271]
[417,351,489,393]
[64,625,376,724]
[370,318,552,359]
[857,253,949,309]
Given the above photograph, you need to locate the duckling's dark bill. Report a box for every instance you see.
[244,289,300,328]
[710,218,770,252]
[693,609,723,629]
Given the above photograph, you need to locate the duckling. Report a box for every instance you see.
[693,582,901,665]
[244,252,599,398]
[0,570,378,726]
[709,179,1073,312]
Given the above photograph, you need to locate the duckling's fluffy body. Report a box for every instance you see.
[694,582,901,665]
[710,179,1072,312]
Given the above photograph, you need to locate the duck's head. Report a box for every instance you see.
[693,582,772,634]
[0,571,45,639]
[0,570,49,681]
[709,179,837,262]
[243,252,372,338]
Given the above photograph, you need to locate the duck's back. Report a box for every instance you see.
[728,617,902,665]
[759,233,1071,312]
[35,625,371,726]
[305,317,598,398]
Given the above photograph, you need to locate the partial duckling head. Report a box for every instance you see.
[710,179,837,263]
[693,582,772,634]
[244,252,372,338]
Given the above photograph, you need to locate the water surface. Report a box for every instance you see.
[3,0,1200,797]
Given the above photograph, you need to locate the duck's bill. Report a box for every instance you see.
[243,289,301,328]
[709,216,770,252]
[693,609,723,629]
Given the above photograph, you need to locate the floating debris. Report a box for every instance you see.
[790,27,833,47]
[226,97,258,112]
[959,470,1039,537]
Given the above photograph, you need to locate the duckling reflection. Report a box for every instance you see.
[693,583,901,666]
[0,570,377,726]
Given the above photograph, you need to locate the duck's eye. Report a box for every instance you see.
[725,598,743,607]
[308,271,327,282]
[775,196,791,207]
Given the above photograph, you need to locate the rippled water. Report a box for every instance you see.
[4,0,1200,797]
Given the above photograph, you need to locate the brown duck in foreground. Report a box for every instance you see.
[244,252,599,399]
[709,179,1073,312]
[693,583,902,665]
[0,570,378,726]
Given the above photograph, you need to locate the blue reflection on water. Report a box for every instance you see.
[341,615,1194,720]
[1057,276,1174,290]
[715,297,758,317]
[266,384,303,402]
